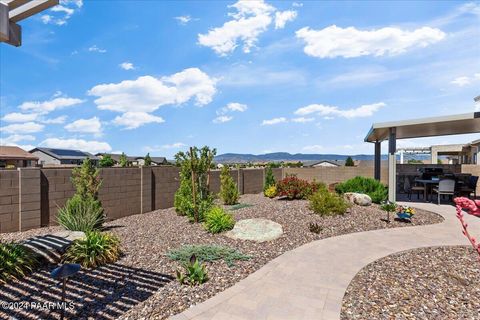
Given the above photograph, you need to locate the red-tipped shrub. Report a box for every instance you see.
[276,175,324,200]
[454,197,480,264]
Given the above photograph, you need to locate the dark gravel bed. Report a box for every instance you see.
[341,246,480,320]
[0,194,443,320]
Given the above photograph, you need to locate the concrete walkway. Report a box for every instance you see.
[171,202,480,320]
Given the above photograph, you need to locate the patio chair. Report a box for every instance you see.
[460,175,478,199]
[432,179,455,205]
[404,177,425,200]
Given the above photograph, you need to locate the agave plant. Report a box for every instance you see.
[0,242,39,283]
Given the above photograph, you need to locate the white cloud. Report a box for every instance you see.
[112,112,164,129]
[175,15,192,25]
[162,142,187,149]
[198,0,295,56]
[41,116,67,124]
[40,138,112,154]
[294,102,385,118]
[291,117,314,123]
[1,122,44,134]
[217,102,248,115]
[296,25,445,58]
[88,45,107,53]
[2,112,38,123]
[41,0,82,26]
[275,10,297,29]
[302,145,323,152]
[89,68,217,114]
[65,117,102,135]
[450,73,480,87]
[119,62,135,70]
[0,134,36,145]
[261,117,287,125]
[213,115,233,123]
[19,96,84,114]
[292,2,303,7]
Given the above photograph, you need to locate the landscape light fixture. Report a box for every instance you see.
[0,0,58,46]
[50,263,81,320]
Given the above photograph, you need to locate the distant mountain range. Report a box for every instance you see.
[214,152,389,163]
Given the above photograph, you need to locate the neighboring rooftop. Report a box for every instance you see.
[31,148,98,160]
[0,146,38,160]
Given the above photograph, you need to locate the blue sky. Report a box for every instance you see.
[1,0,479,158]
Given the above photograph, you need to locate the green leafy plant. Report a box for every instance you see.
[204,206,235,233]
[219,166,239,205]
[144,153,152,166]
[71,158,102,199]
[335,176,388,204]
[119,152,129,167]
[264,185,277,198]
[0,242,39,283]
[63,231,121,268]
[167,244,250,267]
[176,254,208,286]
[345,157,354,167]
[308,222,322,234]
[99,154,115,168]
[57,195,105,232]
[309,189,349,216]
[174,146,216,222]
[264,166,276,191]
[276,175,324,200]
[381,201,397,223]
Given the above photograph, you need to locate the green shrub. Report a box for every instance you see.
[71,158,101,199]
[167,244,251,267]
[63,231,121,268]
[144,153,152,166]
[345,156,355,166]
[204,206,235,233]
[309,189,349,216]
[276,175,325,200]
[219,166,239,205]
[0,242,39,283]
[176,254,208,286]
[335,176,387,204]
[99,154,115,167]
[57,195,105,232]
[264,166,276,191]
[119,152,129,167]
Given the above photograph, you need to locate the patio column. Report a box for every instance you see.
[388,128,396,202]
[374,141,381,181]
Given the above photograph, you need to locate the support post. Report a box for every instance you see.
[374,141,381,181]
[388,128,396,202]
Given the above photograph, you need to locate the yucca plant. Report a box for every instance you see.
[176,254,208,286]
[57,195,105,233]
[203,206,235,233]
[63,231,121,268]
[0,242,39,283]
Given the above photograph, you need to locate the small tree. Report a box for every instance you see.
[345,157,354,167]
[264,166,276,191]
[99,154,115,168]
[219,166,239,205]
[119,152,129,167]
[72,158,101,200]
[144,153,152,166]
[380,201,396,223]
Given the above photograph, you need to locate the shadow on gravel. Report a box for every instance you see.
[0,263,173,319]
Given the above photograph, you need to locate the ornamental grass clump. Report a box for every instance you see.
[204,206,235,233]
[167,244,251,267]
[335,176,387,204]
[276,175,323,200]
[219,166,239,205]
[0,242,39,283]
[63,231,121,268]
[309,188,349,216]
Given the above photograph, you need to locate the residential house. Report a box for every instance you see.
[30,148,99,166]
[0,146,38,168]
[303,160,343,167]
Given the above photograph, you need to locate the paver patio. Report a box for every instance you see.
[171,202,480,320]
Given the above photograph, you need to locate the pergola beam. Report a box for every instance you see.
[3,0,31,10]
[9,0,58,23]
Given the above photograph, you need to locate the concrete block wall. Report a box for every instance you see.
[151,166,180,209]
[0,170,19,233]
[284,166,389,186]
[209,169,240,194]
[19,169,41,231]
[242,168,265,194]
[40,169,75,227]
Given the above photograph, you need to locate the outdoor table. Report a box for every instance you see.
[414,179,439,201]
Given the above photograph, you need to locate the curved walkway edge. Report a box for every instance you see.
[171,202,480,320]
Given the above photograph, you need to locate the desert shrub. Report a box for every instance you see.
[99,154,115,167]
[167,244,250,267]
[57,195,105,232]
[309,189,349,216]
[276,175,325,200]
[204,206,235,233]
[174,146,216,223]
[0,242,39,283]
[345,157,354,166]
[264,166,276,191]
[63,231,121,268]
[119,152,129,167]
[176,254,208,286]
[335,176,387,204]
[308,222,322,234]
[264,185,277,198]
[219,166,239,205]
[72,158,102,199]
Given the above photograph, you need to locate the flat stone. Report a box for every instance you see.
[226,218,283,242]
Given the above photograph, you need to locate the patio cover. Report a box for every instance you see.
[364,112,480,201]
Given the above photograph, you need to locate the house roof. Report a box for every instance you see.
[0,146,38,160]
[303,160,343,167]
[32,148,98,160]
[97,154,167,164]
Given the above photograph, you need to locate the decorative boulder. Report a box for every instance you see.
[226,218,283,242]
[344,192,372,206]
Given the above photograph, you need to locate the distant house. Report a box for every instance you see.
[96,153,168,166]
[135,156,168,166]
[303,160,342,167]
[31,148,99,166]
[96,153,137,166]
[0,146,38,168]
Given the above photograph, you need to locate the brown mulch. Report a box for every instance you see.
[0,194,443,320]
[341,246,480,320]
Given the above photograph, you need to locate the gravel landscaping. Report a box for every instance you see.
[0,194,443,319]
[341,246,480,320]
